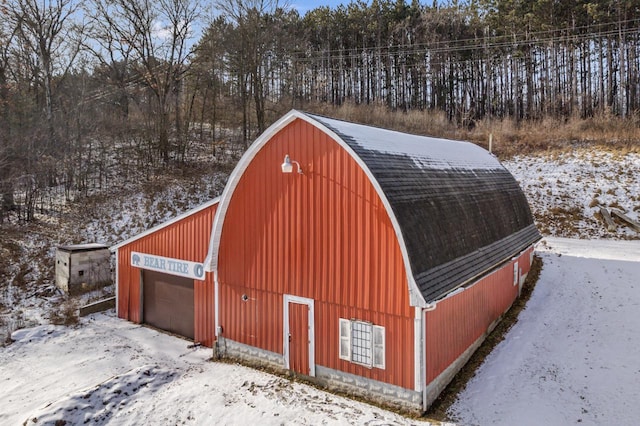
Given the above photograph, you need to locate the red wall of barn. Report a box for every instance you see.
[217,118,415,389]
[117,203,218,347]
[425,246,535,382]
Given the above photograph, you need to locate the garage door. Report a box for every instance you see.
[143,270,194,339]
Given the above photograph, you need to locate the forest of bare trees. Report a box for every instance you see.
[1,0,640,223]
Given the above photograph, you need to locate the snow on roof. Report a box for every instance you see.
[307,113,503,171]
[57,243,110,252]
[306,112,540,302]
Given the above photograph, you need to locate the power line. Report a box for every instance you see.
[291,17,640,57]
[290,26,640,64]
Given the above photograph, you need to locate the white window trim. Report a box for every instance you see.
[338,318,385,370]
[338,318,351,361]
[373,325,385,369]
[513,260,519,286]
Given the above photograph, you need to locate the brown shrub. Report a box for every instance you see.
[49,300,79,326]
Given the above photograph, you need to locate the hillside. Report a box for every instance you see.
[1,144,640,424]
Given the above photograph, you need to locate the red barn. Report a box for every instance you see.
[204,110,539,411]
[114,110,540,412]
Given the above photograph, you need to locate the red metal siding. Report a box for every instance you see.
[217,118,414,389]
[425,246,536,382]
[519,246,535,276]
[117,203,218,347]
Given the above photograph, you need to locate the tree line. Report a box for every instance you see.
[201,0,640,130]
[1,0,640,223]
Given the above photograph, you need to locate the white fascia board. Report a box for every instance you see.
[204,111,303,271]
[204,110,427,307]
[110,197,220,252]
[414,306,424,392]
[114,248,119,316]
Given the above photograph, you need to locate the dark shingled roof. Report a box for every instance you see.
[307,113,541,304]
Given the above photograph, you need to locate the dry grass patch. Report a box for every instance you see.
[535,206,583,236]
[304,102,640,158]
[49,299,79,326]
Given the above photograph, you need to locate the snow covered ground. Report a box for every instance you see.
[449,237,640,425]
[1,314,433,425]
[504,148,640,238]
[3,148,640,425]
[2,238,639,425]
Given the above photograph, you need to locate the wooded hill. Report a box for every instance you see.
[1,0,640,223]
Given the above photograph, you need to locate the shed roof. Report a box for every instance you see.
[305,113,540,303]
[111,198,220,252]
[205,110,540,306]
[57,243,110,253]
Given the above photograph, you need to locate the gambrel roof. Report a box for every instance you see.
[308,113,540,303]
[206,110,540,306]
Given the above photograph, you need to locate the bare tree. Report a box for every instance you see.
[8,0,83,154]
[88,0,201,164]
[0,0,83,222]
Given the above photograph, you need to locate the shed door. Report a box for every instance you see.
[143,270,194,339]
[288,302,310,375]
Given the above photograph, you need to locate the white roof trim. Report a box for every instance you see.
[204,110,427,307]
[110,197,220,251]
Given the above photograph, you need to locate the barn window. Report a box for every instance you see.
[338,318,385,369]
[79,270,84,277]
[351,321,372,365]
[513,261,519,285]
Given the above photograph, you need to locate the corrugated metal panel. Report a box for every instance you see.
[143,270,194,339]
[217,118,415,389]
[425,246,536,382]
[116,202,218,347]
[194,275,215,347]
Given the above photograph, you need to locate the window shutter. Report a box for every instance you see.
[339,318,351,361]
[373,325,385,369]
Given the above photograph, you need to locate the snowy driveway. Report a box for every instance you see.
[450,238,640,425]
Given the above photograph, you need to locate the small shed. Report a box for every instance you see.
[55,243,111,294]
